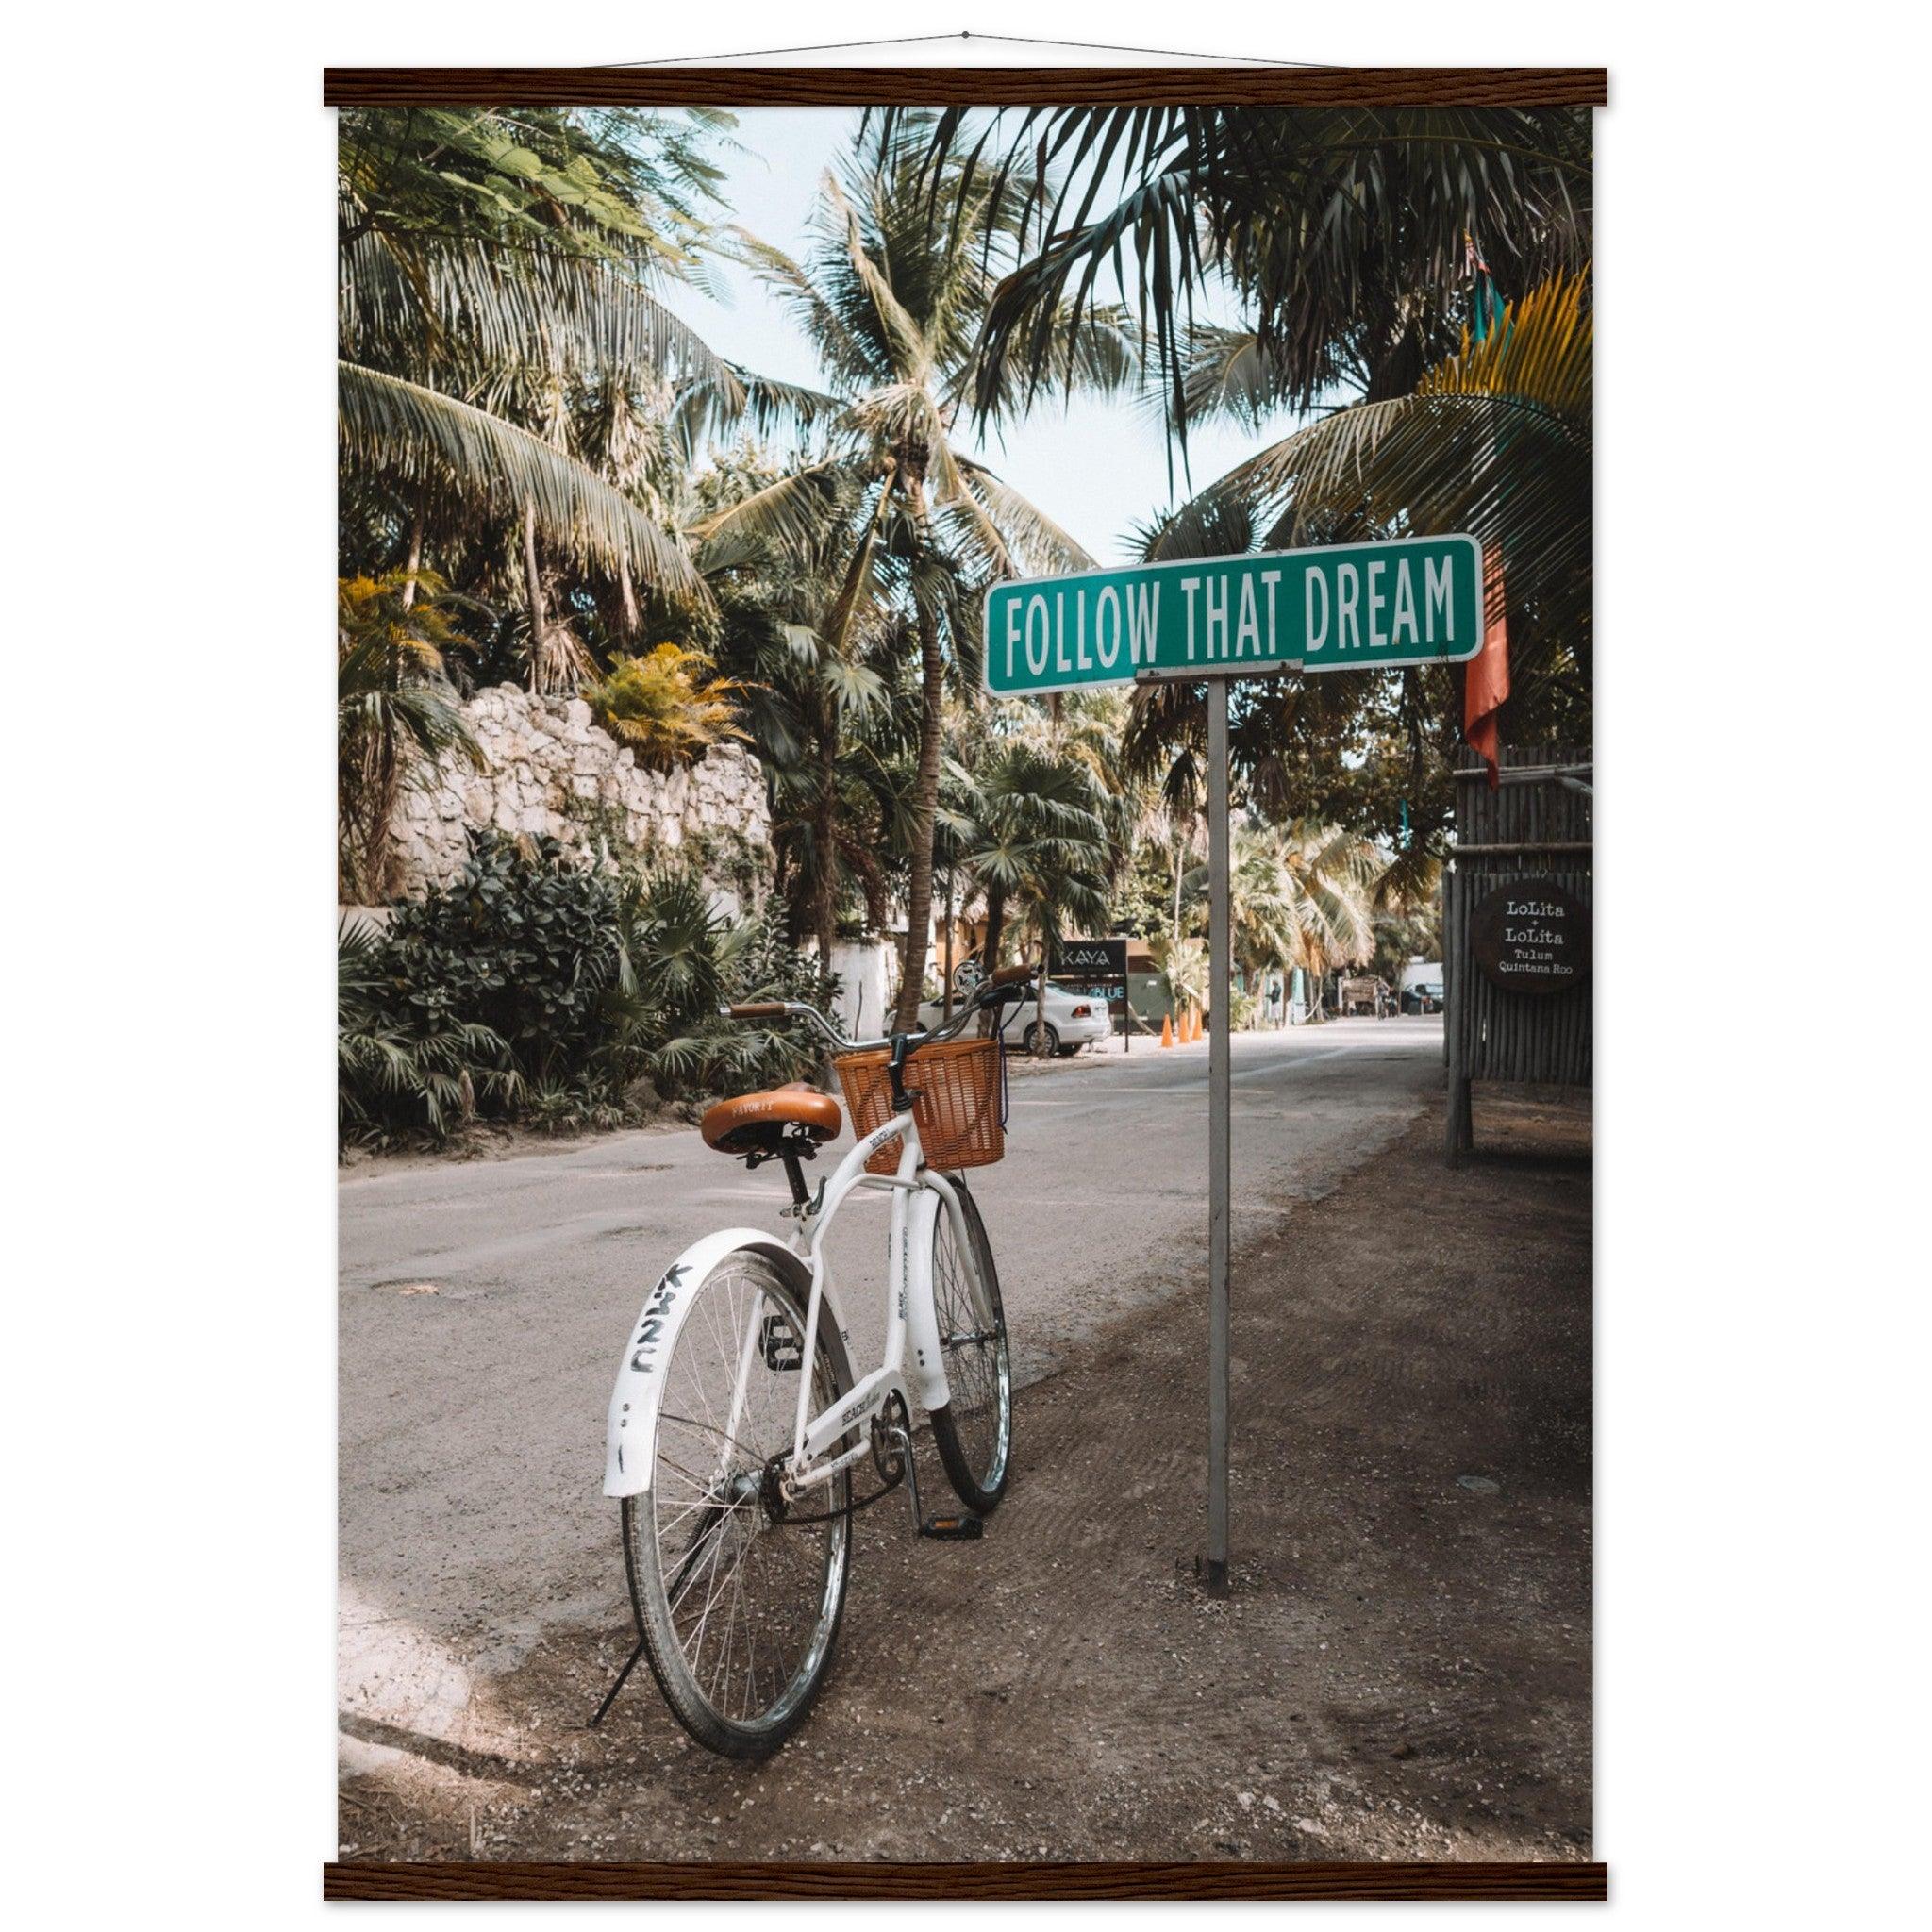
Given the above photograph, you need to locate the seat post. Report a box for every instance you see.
[778,1143,812,1208]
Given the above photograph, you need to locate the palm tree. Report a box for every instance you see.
[338,108,732,685]
[1195,820,1382,998]
[1182,272,1593,708]
[954,741,1111,1055]
[338,571,480,900]
[886,106,1589,433]
[1148,930,1208,1022]
[691,449,915,968]
[688,116,1137,1028]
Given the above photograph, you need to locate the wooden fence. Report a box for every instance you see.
[1441,741,1593,1160]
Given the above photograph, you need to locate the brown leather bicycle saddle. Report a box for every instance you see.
[699,1081,842,1157]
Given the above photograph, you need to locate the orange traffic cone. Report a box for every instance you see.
[1159,1012,1174,1048]
[1186,1008,1199,1042]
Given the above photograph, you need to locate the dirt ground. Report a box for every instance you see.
[339,1084,1591,1865]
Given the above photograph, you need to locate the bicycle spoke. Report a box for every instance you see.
[928,1187,1011,1507]
[631,1255,850,1745]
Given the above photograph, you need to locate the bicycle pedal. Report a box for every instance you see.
[760,1314,803,1371]
[920,1513,984,1541]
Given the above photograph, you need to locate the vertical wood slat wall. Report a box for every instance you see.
[1442,742,1593,1160]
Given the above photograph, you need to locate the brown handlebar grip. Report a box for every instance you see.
[989,965,1037,987]
[727,1002,788,1019]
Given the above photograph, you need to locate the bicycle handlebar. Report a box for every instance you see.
[722,968,1039,1057]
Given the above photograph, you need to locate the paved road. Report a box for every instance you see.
[338,1017,1442,1749]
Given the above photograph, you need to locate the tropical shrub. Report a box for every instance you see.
[338,917,522,1143]
[1149,931,1208,1015]
[623,876,841,1099]
[338,830,839,1147]
[584,642,751,772]
[381,831,627,1088]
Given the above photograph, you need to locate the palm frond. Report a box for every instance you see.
[673,364,850,457]
[726,226,884,391]
[340,363,707,606]
[1372,841,1443,911]
[341,229,732,385]
[689,462,853,573]
[1166,274,1593,685]
[950,458,1096,576]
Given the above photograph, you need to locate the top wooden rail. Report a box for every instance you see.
[322,67,1608,108]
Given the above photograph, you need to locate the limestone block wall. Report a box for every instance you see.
[389,683,773,908]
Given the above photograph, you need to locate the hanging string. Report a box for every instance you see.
[604,30,1315,70]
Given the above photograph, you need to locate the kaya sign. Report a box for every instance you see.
[984,534,1483,697]
[1056,938,1129,983]
[1470,881,1592,993]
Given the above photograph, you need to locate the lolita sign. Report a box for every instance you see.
[1469,882,1592,994]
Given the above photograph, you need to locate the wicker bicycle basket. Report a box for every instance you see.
[835,1032,1007,1176]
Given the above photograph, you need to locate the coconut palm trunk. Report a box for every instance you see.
[400,506,425,609]
[522,497,548,693]
[1033,938,1051,1056]
[941,862,957,1021]
[893,595,946,1030]
[810,700,841,973]
[981,884,1008,977]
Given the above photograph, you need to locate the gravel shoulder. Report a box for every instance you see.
[340,1084,1591,1865]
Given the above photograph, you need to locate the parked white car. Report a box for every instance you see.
[918,980,1112,1057]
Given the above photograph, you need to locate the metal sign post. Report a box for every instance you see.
[1205,678,1233,1594]
[988,534,1483,1594]
[1136,660,1263,1595]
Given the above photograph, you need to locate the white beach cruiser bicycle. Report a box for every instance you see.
[592,969,1031,1757]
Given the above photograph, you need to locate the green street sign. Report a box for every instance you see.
[983,533,1483,697]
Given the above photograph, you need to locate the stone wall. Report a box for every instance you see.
[389,683,773,908]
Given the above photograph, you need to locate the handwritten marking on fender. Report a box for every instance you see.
[630,1263,691,1373]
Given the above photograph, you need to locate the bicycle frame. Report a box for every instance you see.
[602,1096,977,1504]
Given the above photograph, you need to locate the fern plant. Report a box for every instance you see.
[585,642,753,771]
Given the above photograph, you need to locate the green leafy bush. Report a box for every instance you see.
[641,899,841,1097]
[339,830,840,1147]
[381,831,625,1087]
[338,917,523,1143]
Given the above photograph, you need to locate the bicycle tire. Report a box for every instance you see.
[927,1176,1013,1513]
[621,1252,853,1758]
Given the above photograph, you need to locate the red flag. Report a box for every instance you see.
[1464,549,1511,789]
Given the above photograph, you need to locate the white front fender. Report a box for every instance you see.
[603,1229,850,1499]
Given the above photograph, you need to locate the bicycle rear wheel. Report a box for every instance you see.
[622,1252,851,1758]
[928,1177,1013,1512]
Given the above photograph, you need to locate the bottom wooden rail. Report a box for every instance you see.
[323,1858,1607,1902]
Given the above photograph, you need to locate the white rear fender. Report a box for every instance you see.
[603,1230,850,1499]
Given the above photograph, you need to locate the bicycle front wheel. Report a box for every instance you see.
[622,1252,851,1758]
[928,1176,1013,1512]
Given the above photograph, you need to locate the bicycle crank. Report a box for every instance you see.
[877,1419,985,1541]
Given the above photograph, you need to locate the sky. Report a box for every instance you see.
[651,108,1299,564]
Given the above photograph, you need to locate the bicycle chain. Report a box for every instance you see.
[759,1454,905,1525]
[759,1393,911,1526]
